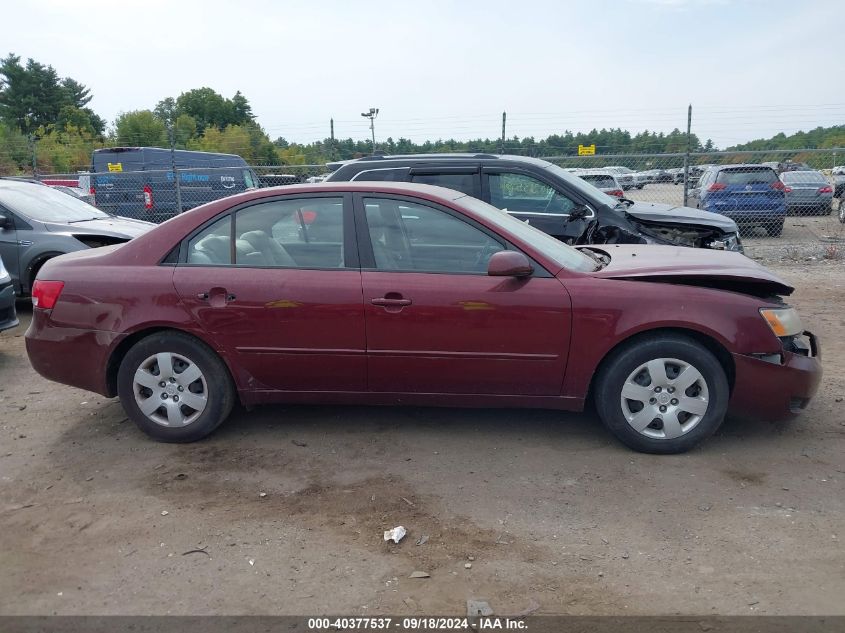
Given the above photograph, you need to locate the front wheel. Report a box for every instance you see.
[117,332,235,442]
[594,335,729,454]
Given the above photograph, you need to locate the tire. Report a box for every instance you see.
[594,334,729,454]
[839,201,845,224]
[117,331,235,442]
[765,220,784,237]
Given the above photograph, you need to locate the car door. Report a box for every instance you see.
[688,170,707,207]
[172,193,366,392]
[0,206,21,292]
[481,168,587,243]
[355,193,571,396]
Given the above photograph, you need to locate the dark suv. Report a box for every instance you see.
[326,154,742,252]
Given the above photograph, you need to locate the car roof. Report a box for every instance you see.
[326,153,554,170]
[0,177,49,189]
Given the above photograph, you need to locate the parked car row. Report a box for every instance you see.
[688,163,841,234]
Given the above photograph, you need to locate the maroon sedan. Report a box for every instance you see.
[25,182,821,453]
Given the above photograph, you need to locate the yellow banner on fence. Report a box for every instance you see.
[578,144,596,156]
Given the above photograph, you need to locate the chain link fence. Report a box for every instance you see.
[32,150,845,261]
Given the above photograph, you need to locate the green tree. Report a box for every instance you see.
[114,110,167,147]
[0,54,101,135]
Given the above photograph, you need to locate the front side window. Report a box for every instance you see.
[364,198,503,274]
[488,172,576,215]
[410,173,476,196]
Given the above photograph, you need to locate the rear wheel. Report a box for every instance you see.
[594,335,729,454]
[765,220,784,237]
[117,332,235,442]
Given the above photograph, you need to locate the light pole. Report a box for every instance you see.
[361,108,379,155]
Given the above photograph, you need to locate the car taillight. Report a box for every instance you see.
[143,184,153,209]
[771,180,787,191]
[707,183,727,191]
[608,189,624,197]
[89,185,96,195]
[818,185,833,194]
[32,280,65,310]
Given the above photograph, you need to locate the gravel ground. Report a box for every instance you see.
[0,260,843,617]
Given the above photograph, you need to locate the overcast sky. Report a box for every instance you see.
[4,0,843,149]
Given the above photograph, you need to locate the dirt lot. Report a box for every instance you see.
[1,259,843,616]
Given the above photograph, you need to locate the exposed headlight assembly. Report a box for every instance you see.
[760,307,803,338]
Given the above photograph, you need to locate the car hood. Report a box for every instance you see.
[43,215,155,239]
[585,243,793,296]
[624,202,738,232]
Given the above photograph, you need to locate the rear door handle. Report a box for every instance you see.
[197,288,236,304]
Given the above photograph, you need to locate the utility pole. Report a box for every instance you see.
[361,108,379,155]
[683,104,692,207]
[330,118,335,161]
[500,112,506,154]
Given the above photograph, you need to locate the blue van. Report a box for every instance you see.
[91,147,260,222]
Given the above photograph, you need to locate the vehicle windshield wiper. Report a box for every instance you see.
[67,217,106,224]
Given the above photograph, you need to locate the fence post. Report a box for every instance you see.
[330,118,335,161]
[168,123,182,214]
[500,112,506,155]
[29,134,38,177]
[682,104,692,207]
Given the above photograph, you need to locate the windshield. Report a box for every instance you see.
[543,163,620,208]
[454,194,597,273]
[0,182,110,222]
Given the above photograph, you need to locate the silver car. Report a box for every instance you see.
[780,170,834,216]
[0,179,154,295]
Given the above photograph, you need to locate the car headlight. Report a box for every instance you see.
[760,307,803,337]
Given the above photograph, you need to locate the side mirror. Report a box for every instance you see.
[567,205,590,221]
[0,213,11,230]
[487,251,533,278]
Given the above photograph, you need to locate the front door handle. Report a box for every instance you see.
[371,297,412,307]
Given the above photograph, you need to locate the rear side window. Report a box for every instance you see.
[351,168,410,182]
[579,174,615,188]
[716,168,777,185]
[410,173,476,196]
[187,215,232,265]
